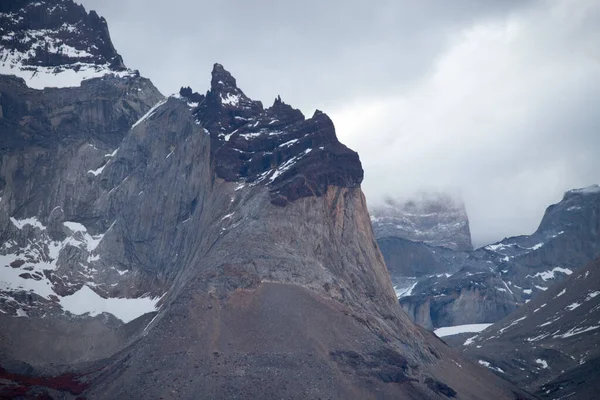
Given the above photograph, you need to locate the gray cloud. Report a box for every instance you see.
[80,0,531,109]
[80,0,600,247]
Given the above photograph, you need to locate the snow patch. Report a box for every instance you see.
[88,163,106,176]
[535,359,549,369]
[434,323,493,338]
[486,243,513,252]
[464,335,478,346]
[534,304,547,313]
[59,285,162,323]
[554,325,600,339]
[0,56,134,90]
[105,148,119,158]
[478,360,505,373]
[498,316,527,334]
[131,98,168,129]
[10,217,45,230]
[63,221,87,232]
[394,281,418,298]
[279,138,299,147]
[221,212,234,221]
[527,267,572,281]
[220,93,241,106]
[586,291,599,301]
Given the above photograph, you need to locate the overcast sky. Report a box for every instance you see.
[80,0,600,247]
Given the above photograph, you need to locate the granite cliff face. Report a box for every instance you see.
[0,1,537,399]
[371,193,473,251]
[387,186,600,330]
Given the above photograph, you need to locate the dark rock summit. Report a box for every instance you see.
[180,63,364,206]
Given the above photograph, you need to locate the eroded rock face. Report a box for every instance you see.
[0,73,165,316]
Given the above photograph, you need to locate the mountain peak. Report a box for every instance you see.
[564,184,600,198]
[536,184,600,234]
[0,0,132,89]
[178,65,362,206]
[210,63,238,91]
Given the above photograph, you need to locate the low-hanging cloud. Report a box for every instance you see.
[80,0,600,247]
[332,0,600,246]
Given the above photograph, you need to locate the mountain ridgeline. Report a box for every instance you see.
[377,186,600,330]
[0,1,536,399]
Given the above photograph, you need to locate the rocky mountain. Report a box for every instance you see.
[463,257,600,399]
[0,0,131,89]
[0,1,536,399]
[371,192,473,251]
[387,186,600,330]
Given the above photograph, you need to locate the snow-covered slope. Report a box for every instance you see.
[0,217,162,323]
[0,0,133,88]
[463,257,600,399]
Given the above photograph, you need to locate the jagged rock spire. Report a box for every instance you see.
[178,64,363,206]
[210,63,239,91]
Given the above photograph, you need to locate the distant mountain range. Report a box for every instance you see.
[376,185,600,330]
